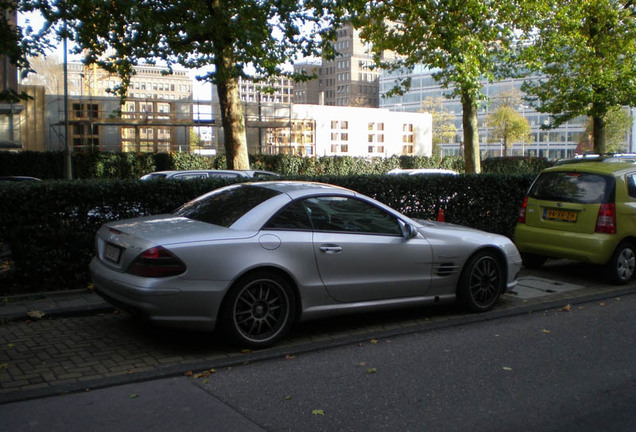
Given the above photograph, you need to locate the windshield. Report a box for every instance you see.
[528,171,615,204]
[175,184,280,227]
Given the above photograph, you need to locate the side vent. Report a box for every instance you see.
[434,262,459,277]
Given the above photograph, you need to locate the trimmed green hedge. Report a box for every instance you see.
[0,174,534,295]
[0,151,551,179]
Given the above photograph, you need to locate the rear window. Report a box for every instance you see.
[528,171,615,204]
[175,184,280,227]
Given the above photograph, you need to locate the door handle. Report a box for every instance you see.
[319,245,343,254]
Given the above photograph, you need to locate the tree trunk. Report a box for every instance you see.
[592,113,607,155]
[214,55,250,170]
[462,92,481,173]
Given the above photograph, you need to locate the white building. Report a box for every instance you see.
[256,104,432,158]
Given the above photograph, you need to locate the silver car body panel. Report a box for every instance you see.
[90,181,522,331]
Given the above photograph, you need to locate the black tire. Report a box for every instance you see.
[521,252,548,269]
[222,271,296,349]
[607,241,636,285]
[458,251,505,312]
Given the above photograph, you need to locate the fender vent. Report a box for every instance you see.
[435,262,459,277]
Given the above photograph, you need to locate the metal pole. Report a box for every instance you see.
[63,23,72,180]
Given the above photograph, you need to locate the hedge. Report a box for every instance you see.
[0,174,534,295]
[0,151,551,179]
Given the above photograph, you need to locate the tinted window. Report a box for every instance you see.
[302,196,402,235]
[626,174,636,199]
[175,185,280,227]
[529,172,614,204]
[263,201,312,230]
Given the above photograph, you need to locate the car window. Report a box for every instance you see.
[210,172,241,178]
[173,173,208,180]
[175,185,280,227]
[626,174,636,199]
[301,196,402,235]
[528,171,615,204]
[263,201,313,230]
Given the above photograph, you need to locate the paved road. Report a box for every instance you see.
[0,260,634,406]
[2,290,635,431]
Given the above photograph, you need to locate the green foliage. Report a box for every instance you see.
[349,0,524,173]
[486,106,532,156]
[521,0,636,152]
[0,151,553,179]
[0,173,534,294]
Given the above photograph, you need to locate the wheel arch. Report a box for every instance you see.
[219,265,302,322]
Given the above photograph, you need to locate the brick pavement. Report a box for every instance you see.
[0,261,634,405]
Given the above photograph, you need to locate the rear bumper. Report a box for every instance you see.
[89,257,229,331]
[514,224,617,265]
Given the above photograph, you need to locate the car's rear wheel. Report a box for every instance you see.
[223,271,295,349]
[607,241,636,285]
[521,252,548,269]
[458,251,504,312]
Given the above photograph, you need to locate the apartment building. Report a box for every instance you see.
[293,23,386,108]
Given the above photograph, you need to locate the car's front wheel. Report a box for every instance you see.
[457,251,505,312]
[222,271,296,349]
[607,241,636,285]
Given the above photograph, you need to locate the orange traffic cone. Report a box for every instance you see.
[437,208,445,222]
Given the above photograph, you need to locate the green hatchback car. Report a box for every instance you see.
[514,158,636,284]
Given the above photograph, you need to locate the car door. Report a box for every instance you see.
[302,196,433,302]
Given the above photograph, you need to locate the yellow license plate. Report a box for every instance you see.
[544,208,578,222]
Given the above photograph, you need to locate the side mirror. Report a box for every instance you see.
[399,220,418,239]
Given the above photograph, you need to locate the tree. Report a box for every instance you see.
[581,107,634,153]
[349,0,524,173]
[420,97,457,157]
[521,0,636,154]
[18,0,339,169]
[487,106,531,156]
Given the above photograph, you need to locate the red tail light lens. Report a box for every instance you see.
[595,203,616,234]
[127,246,186,277]
[517,197,528,224]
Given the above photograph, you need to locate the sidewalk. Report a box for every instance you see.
[0,261,634,406]
[0,288,113,322]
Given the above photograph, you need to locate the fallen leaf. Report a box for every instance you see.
[26,310,45,319]
[541,329,551,334]
[129,394,139,399]
[7,343,14,348]
[285,354,296,360]
[0,363,7,369]
[561,304,572,312]
[599,302,606,306]
[194,369,216,379]
[184,370,193,376]
[502,366,513,371]
[366,368,377,374]
[241,349,252,354]
[370,339,379,344]
[615,297,621,301]
[285,395,292,400]
[312,409,325,416]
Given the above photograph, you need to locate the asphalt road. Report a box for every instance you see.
[2,290,635,432]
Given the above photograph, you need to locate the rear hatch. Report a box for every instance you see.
[524,171,615,234]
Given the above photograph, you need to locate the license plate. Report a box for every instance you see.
[104,243,122,263]
[544,208,578,222]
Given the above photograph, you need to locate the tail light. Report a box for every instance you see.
[595,203,616,234]
[127,246,186,277]
[517,197,528,224]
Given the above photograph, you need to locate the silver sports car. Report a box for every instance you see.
[90,181,522,348]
